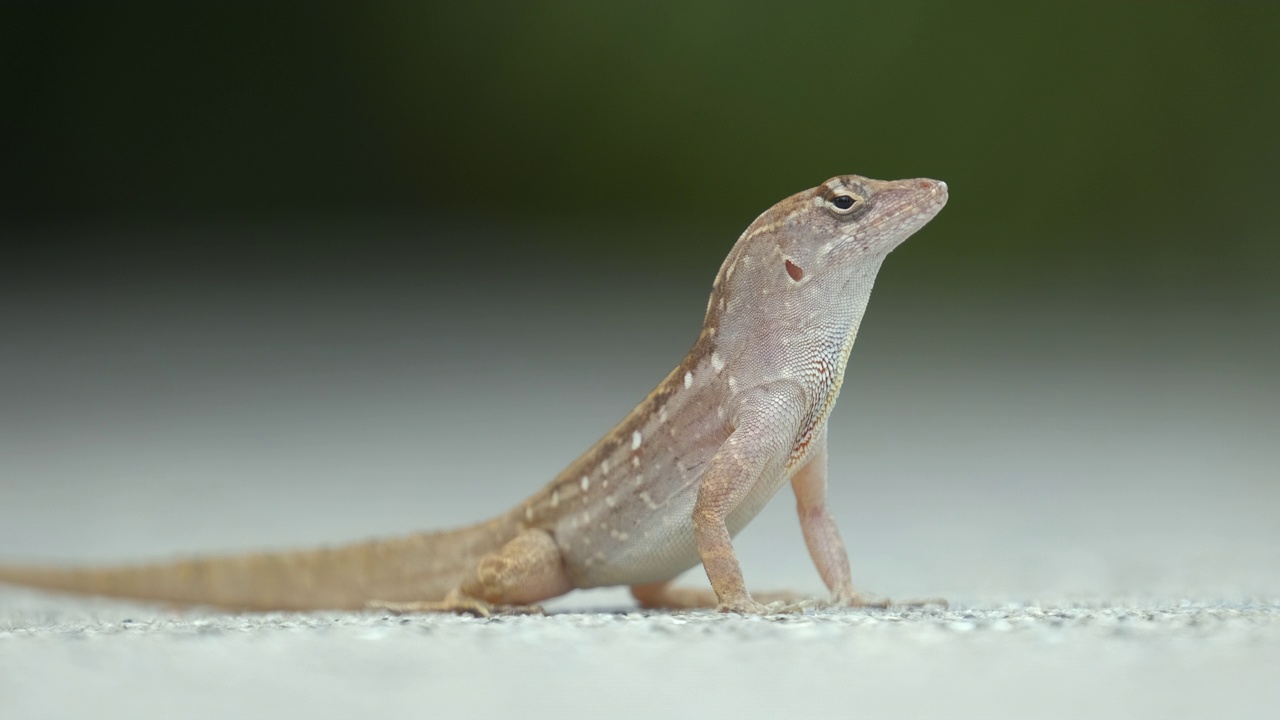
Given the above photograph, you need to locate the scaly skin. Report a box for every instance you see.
[0,175,948,615]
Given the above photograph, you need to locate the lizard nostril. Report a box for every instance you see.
[785,260,805,282]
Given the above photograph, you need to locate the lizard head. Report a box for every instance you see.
[806,175,949,267]
[710,175,948,323]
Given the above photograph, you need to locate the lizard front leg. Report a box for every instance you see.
[370,528,572,616]
[692,382,805,614]
[791,429,946,610]
[790,431,886,608]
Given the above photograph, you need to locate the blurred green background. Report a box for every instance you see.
[3,1,1278,297]
[1,2,1278,617]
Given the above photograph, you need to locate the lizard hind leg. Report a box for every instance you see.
[369,528,572,617]
[630,580,808,611]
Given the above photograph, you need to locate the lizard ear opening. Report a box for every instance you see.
[785,259,805,282]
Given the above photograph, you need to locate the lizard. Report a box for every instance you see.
[0,173,948,615]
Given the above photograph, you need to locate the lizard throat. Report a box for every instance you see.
[786,322,861,469]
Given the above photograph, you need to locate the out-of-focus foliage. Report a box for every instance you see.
[2,2,1277,289]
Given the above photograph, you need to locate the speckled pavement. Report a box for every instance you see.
[3,595,1278,719]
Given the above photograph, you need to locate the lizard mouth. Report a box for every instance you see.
[868,180,948,245]
[830,179,948,262]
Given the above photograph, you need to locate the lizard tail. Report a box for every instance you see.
[0,516,521,611]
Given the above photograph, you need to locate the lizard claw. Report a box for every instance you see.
[822,591,948,610]
[366,598,491,616]
[891,596,949,609]
[366,597,547,617]
[824,590,890,609]
[715,597,772,615]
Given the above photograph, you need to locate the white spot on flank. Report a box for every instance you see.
[580,475,590,491]
[605,495,617,508]
[638,491,658,510]
[631,430,642,450]
[631,455,640,467]
[601,458,610,476]
[602,479,609,488]
[684,371,694,389]
[710,353,725,373]
[728,376,739,392]
[658,406,669,423]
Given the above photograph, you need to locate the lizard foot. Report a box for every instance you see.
[890,596,949,609]
[366,598,546,617]
[829,590,891,609]
[816,591,948,610]
[631,583,829,614]
[715,598,771,615]
[719,589,813,614]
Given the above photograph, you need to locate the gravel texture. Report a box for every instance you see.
[3,594,1278,719]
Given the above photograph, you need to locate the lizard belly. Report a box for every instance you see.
[561,490,702,588]
[558,460,795,589]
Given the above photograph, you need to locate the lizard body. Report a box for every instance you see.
[0,174,947,614]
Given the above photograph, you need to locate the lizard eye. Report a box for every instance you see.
[829,194,858,213]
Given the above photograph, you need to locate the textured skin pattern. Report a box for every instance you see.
[0,174,947,612]
[526,176,949,588]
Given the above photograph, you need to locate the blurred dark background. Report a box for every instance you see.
[3,1,1277,293]
[1,2,1277,603]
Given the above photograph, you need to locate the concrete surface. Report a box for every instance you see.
[3,595,1278,719]
[2,262,1278,719]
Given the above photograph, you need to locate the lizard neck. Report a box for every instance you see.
[782,260,884,467]
[517,254,885,529]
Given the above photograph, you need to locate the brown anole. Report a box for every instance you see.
[0,174,948,615]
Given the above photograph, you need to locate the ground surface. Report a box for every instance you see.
[2,257,1277,718]
[3,596,1278,719]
